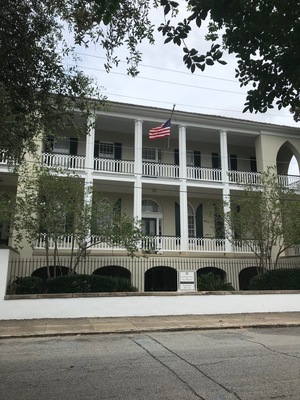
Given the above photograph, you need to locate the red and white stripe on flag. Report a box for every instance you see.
[149,118,171,140]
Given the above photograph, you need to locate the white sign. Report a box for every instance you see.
[178,271,197,292]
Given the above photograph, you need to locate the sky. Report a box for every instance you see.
[64,5,299,172]
[66,6,299,130]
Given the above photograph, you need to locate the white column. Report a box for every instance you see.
[220,129,229,182]
[134,120,143,220]
[85,114,96,201]
[220,130,232,252]
[179,125,187,179]
[179,125,188,251]
[82,114,96,245]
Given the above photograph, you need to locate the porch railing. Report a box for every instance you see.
[35,234,77,250]
[35,233,258,253]
[94,158,134,174]
[277,174,300,189]
[42,153,85,170]
[188,237,226,252]
[228,170,261,185]
[142,162,179,179]
[0,151,9,165]
[187,166,222,182]
[232,240,258,253]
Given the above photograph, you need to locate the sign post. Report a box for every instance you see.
[178,271,197,292]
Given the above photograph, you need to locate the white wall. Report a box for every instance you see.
[2,293,300,320]
[2,250,300,320]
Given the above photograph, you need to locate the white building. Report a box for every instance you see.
[3,101,300,291]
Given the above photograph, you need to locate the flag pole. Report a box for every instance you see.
[168,104,176,148]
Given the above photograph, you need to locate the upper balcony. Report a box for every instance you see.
[41,152,300,190]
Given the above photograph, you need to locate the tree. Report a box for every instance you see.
[0,1,154,160]
[157,1,300,120]
[218,167,300,269]
[13,165,143,277]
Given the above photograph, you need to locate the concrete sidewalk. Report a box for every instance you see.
[0,312,300,339]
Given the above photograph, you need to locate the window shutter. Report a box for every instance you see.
[214,205,225,239]
[114,143,122,160]
[114,198,122,216]
[194,151,201,167]
[69,138,78,156]
[175,202,180,237]
[250,157,257,172]
[174,149,179,165]
[196,204,203,238]
[230,155,237,171]
[212,153,220,169]
[45,136,54,152]
[94,140,99,158]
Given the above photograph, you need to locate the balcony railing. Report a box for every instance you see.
[142,162,179,179]
[0,152,9,165]
[228,170,261,185]
[35,234,76,250]
[188,237,226,252]
[232,240,258,253]
[40,154,300,190]
[35,234,254,254]
[277,174,300,189]
[187,166,222,182]
[94,158,134,174]
[42,153,85,170]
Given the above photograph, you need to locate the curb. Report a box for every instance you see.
[1,322,300,340]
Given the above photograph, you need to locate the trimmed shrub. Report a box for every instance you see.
[197,273,234,291]
[45,274,138,293]
[249,268,300,290]
[8,276,44,295]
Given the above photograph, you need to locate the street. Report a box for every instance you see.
[0,327,300,400]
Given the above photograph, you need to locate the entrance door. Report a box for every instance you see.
[142,218,157,235]
[142,218,157,252]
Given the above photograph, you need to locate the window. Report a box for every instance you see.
[186,151,194,167]
[53,137,69,154]
[212,153,221,169]
[142,147,158,162]
[142,199,161,213]
[99,142,114,159]
[229,155,238,171]
[188,204,195,237]
[250,157,257,172]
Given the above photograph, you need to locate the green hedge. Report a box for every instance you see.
[8,275,137,294]
[8,276,45,295]
[249,268,300,290]
[197,273,234,291]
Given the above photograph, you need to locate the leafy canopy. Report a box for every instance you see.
[0,0,154,159]
[158,0,300,120]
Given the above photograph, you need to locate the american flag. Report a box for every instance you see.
[149,118,171,140]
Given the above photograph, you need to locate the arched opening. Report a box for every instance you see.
[144,266,177,292]
[197,267,226,280]
[93,265,131,280]
[32,266,71,280]
[197,267,232,291]
[239,266,264,290]
[277,142,300,176]
[288,156,300,176]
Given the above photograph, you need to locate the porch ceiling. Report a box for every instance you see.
[95,114,257,147]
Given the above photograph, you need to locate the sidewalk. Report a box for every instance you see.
[0,312,300,339]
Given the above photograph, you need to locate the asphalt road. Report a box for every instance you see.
[1,327,300,400]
